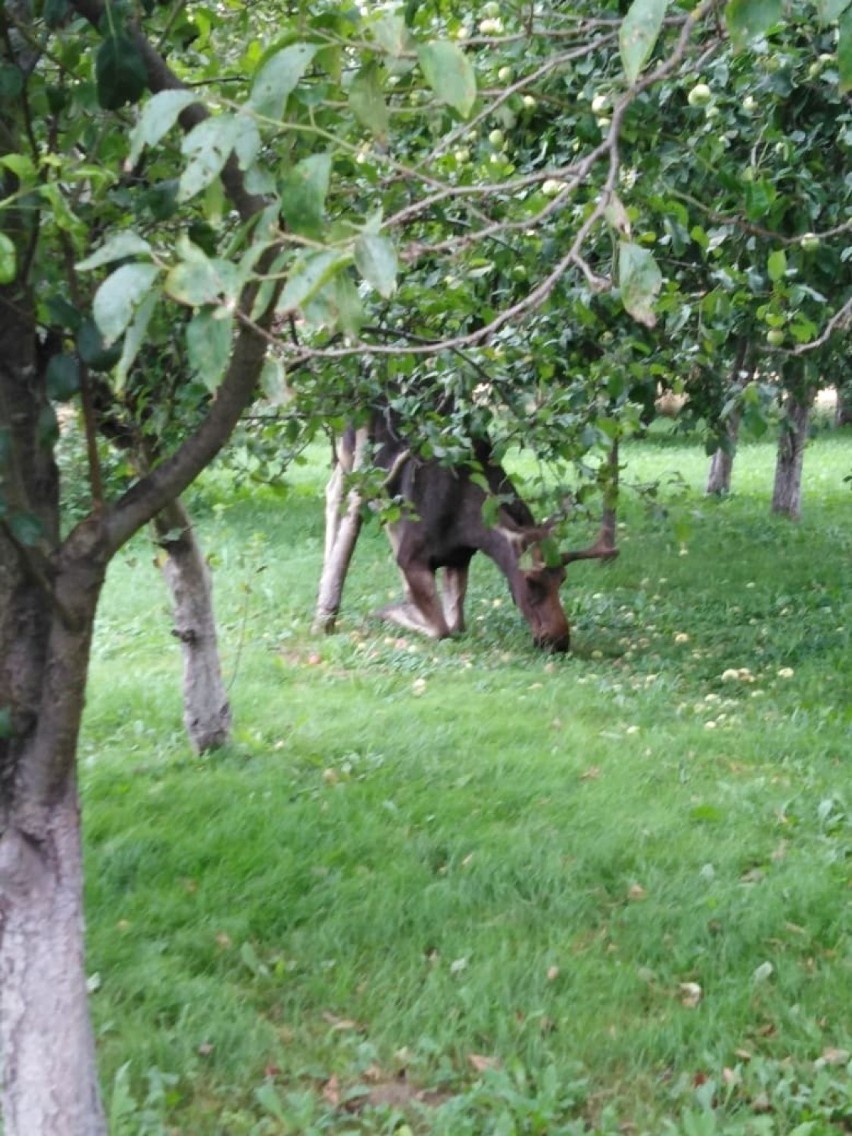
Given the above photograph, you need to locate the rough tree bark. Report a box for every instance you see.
[152,498,231,752]
[1,287,110,1132]
[706,419,740,495]
[314,426,370,633]
[771,387,814,520]
[0,791,104,1134]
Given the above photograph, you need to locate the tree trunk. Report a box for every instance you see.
[152,498,231,752]
[706,338,753,496]
[836,384,852,428]
[314,427,369,633]
[0,788,106,1135]
[705,414,740,495]
[599,438,619,548]
[771,390,813,521]
[1,282,109,1131]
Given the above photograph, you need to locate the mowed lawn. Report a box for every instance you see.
[80,423,851,1134]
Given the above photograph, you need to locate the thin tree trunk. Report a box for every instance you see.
[314,427,369,633]
[152,498,231,752]
[706,338,753,496]
[599,438,619,548]
[836,384,852,427]
[705,415,740,495]
[771,390,813,520]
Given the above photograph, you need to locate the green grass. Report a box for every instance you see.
[81,426,851,1134]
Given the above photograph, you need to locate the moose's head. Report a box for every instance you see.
[507,527,618,652]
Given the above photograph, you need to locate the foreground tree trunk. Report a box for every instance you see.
[314,426,370,633]
[771,388,813,520]
[1,283,109,1132]
[0,788,105,1134]
[152,499,231,752]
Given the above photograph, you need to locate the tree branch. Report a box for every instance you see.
[64,0,281,551]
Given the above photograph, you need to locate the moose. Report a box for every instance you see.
[315,412,618,652]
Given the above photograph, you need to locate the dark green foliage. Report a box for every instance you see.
[95,31,148,110]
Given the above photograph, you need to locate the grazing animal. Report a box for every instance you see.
[353,414,617,652]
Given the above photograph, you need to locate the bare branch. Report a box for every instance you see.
[791,295,852,356]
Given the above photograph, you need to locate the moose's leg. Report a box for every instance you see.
[377,560,451,638]
[441,566,469,634]
[375,530,451,638]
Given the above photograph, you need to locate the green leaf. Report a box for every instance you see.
[0,233,16,284]
[372,14,410,56]
[77,319,122,371]
[840,7,852,92]
[142,179,180,221]
[767,248,787,282]
[280,153,332,238]
[234,115,261,171]
[77,232,152,272]
[0,153,36,182]
[328,274,364,337]
[303,273,365,335]
[745,178,777,223]
[44,295,81,331]
[817,0,852,20]
[315,45,342,83]
[0,706,12,739]
[277,250,349,315]
[249,43,318,119]
[43,0,70,27]
[417,41,476,118]
[186,308,234,392]
[725,0,784,49]
[349,64,390,139]
[128,90,196,165]
[354,233,397,298]
[93,262,161,344]
[45,353,80,400]
[619,0,668,84]
[619,241,662,327]
[255,1082,287,1122]
[165,248,238,307]
[239,940,268,976]
[0,64,23,100]
[179,115,242,203]
[115,290,158,392]
[95,31,148,110]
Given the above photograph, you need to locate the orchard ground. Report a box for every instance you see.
[80,419,850,1134]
